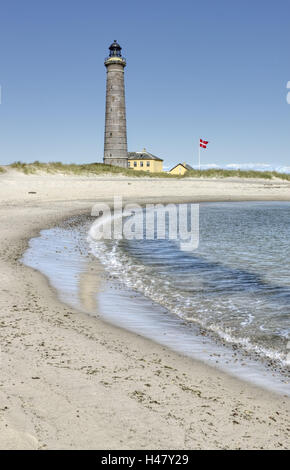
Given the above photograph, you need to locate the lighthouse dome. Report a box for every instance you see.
[109,40,122,57]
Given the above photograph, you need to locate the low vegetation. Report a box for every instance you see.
[8,161,290,181]
[0,167,5,174]
[9,161,175,177]
[184,168,287,180]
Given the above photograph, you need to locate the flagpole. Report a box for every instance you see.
[198,140,200,171]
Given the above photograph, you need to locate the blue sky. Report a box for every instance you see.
[0,0,289,170]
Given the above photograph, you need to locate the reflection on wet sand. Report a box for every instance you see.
[78,259,105,314]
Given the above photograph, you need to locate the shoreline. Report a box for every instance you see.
[0,173,289,449]
[23,211,290,397]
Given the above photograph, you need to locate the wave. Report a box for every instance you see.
[88,236,289,367]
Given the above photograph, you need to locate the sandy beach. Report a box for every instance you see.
[0,169,289,450]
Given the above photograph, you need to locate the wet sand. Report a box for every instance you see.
[0,170,289,449]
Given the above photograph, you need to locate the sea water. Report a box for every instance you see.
[22,201,290,395]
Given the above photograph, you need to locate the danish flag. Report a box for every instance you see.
[200,139,209,149]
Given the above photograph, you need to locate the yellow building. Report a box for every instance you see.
[169,162,194,175]
[128,149,163,173]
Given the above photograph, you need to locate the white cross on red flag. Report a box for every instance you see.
[200,139,209,149]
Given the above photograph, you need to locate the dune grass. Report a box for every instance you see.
[185,168,275,179]
[8,161,290,181]
[184,168,290,181]
[0,166,5,174]
[10,161,176,177]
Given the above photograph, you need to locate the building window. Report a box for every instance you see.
[128,162,131,167]
[146,161,150,167]
[134,162,137,167]
[140,162,144,167]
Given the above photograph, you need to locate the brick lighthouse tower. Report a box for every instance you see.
[103,40,128,168]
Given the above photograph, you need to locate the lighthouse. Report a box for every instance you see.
[103,40,128,168]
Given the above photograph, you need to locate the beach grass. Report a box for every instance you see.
[185,168,275,179]
[0,166,6,174]
[10,161,177,177]
[8,161,290,180]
